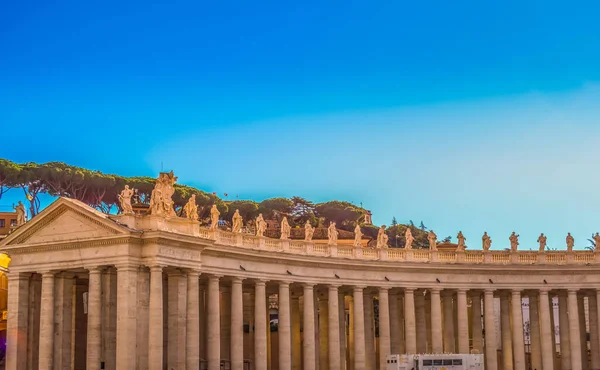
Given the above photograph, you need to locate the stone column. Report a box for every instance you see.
[471,292,484,354]
[116,265,139,370]
[539,289,555,370]
[338,293,346,370]
[87,268,103,370]
[27,275,41,370]
[148,266,164,370]
[567,289,582,370]
[6,273,30,370]
[484,289,498,370]
[278,282,292,370]
[389,292,401,354]
[136,268,150,370]
[591,292,600,370]
[303,284,316,370]
[559,292,572,370]
[291,295,301,370]
[378,287,391,369]
[404,288,417,354]
[254,280,268,370]
[207,275,221,370]
[199,284,206,361]
[353,286,366,370]
[103,269,117,370]
[168,272,188,370]
[319,293,330,370]
[38,272,55,370]
[221,287,232,362]
[529,293,543,370]
[500,292,514,370]
[186,271,200,370]
[415,291,427,354]
[457,289,469,354]
[349,296,355,370]
[430,288,443,353]
[328,285,341,370]
[443,291,456,353]
[54,273,73,370]
[578,294,588,370]
[364,292,375,370]
[511,290,526,370]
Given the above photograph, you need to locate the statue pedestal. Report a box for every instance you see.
[111,214,200,237]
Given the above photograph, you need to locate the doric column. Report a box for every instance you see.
[168,272,188,370]
[443,291,456,353]
[591,291,600,370]
[207,275,221,370]
[484,289,498,370]
[136,267,150,370]
[116,264,138,370]
[500,292,514,370]
[86,268,103,370]
[54,273,73,370]
[539,289,555,370]
[199,284,206,360]
[471,292,484,354]
[278,282,292,370]
[319,293,330,370]
[364,292,375,370]
[559,292,572,370]
[349,296,356,370]
[415,291,427,354]
[230,278,244,370]
[338,293,346,370]
[578,294,588,370]
[404,288,417,354]
[529,293,543,370]
[221,287,232,361]
[511,290,526,370]
[328,285,341,370]
[148,266,164,370]
[255,280,268,370]
[352,287,366,369]
[103,269,117,370]
[303,284,316,370]
[389,292,401,354]
[6,273,30,370]
[291,295,301,370]
[430,288,443,353]
[378,287,391,369]
[457,289,469,354]
[567,289,582,370]
[186,271,201,370]
[38,272,55,370]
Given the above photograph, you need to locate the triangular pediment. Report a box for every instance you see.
[1,198,129,246]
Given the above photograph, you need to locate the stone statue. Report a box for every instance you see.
[509,232,520,252]
[537,233,547,252]
[280,217,291,240]
[232,209,243,233]
[304,221,314,241]
[328,222,339,245]
[566,233,575,252]
[456,231,466,251]
[118,185,135,215]
[428,230,438,251]
[376,225,389,249]
[482,232,492,251]
[353,224,363,247]
[13,201,26,226]
[405,227,414,250]
[256,214,267,237]
[149,171,177,217]
[183,195,199,221]
[593,233,600,251]
[209,205,220,230]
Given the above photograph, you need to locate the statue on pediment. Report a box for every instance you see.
[428,230,438,251]
[457,231,466,251]
[183,195,199,221]
[593,233,600,251]
[149,171,177,217]
[209,205,220,230]
[376,225,389,249]
[256,214,267,237]
[566,232,574,252]
[509,232,520,252]
[537,233,547,251]
[14,201,26,226]
[118,185,135,215]
[305,221,314,241]
[232,210,243,233]
[482,232,492,251]
[328,221,339,245]
[353,224,363,247]
[280,217,291,240]
[405,227,414,250]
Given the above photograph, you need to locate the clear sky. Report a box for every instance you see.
[1,0,600,250]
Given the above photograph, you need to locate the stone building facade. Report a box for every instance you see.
[1,197,600,370]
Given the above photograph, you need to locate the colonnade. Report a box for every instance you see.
[7,265,600,370]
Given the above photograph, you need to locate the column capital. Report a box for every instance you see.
[353,285,367,291]
[456,288,469,294]
[231,276,244,284]
[208,275,222,282]
[278,280,292,286]
[429,287,442,294]
[149,265,165,272]
[85,266,104,274]
[40,270,56,278]
[404,287,416,293]
[302,282,315,288]
[328,284,341,290]
[114,262,139,271]
[484,288,495,294]
[567,288,580,294]
[511,289,522,295]
[186,269,201,277]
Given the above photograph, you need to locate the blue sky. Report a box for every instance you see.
[1,0,600,250]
